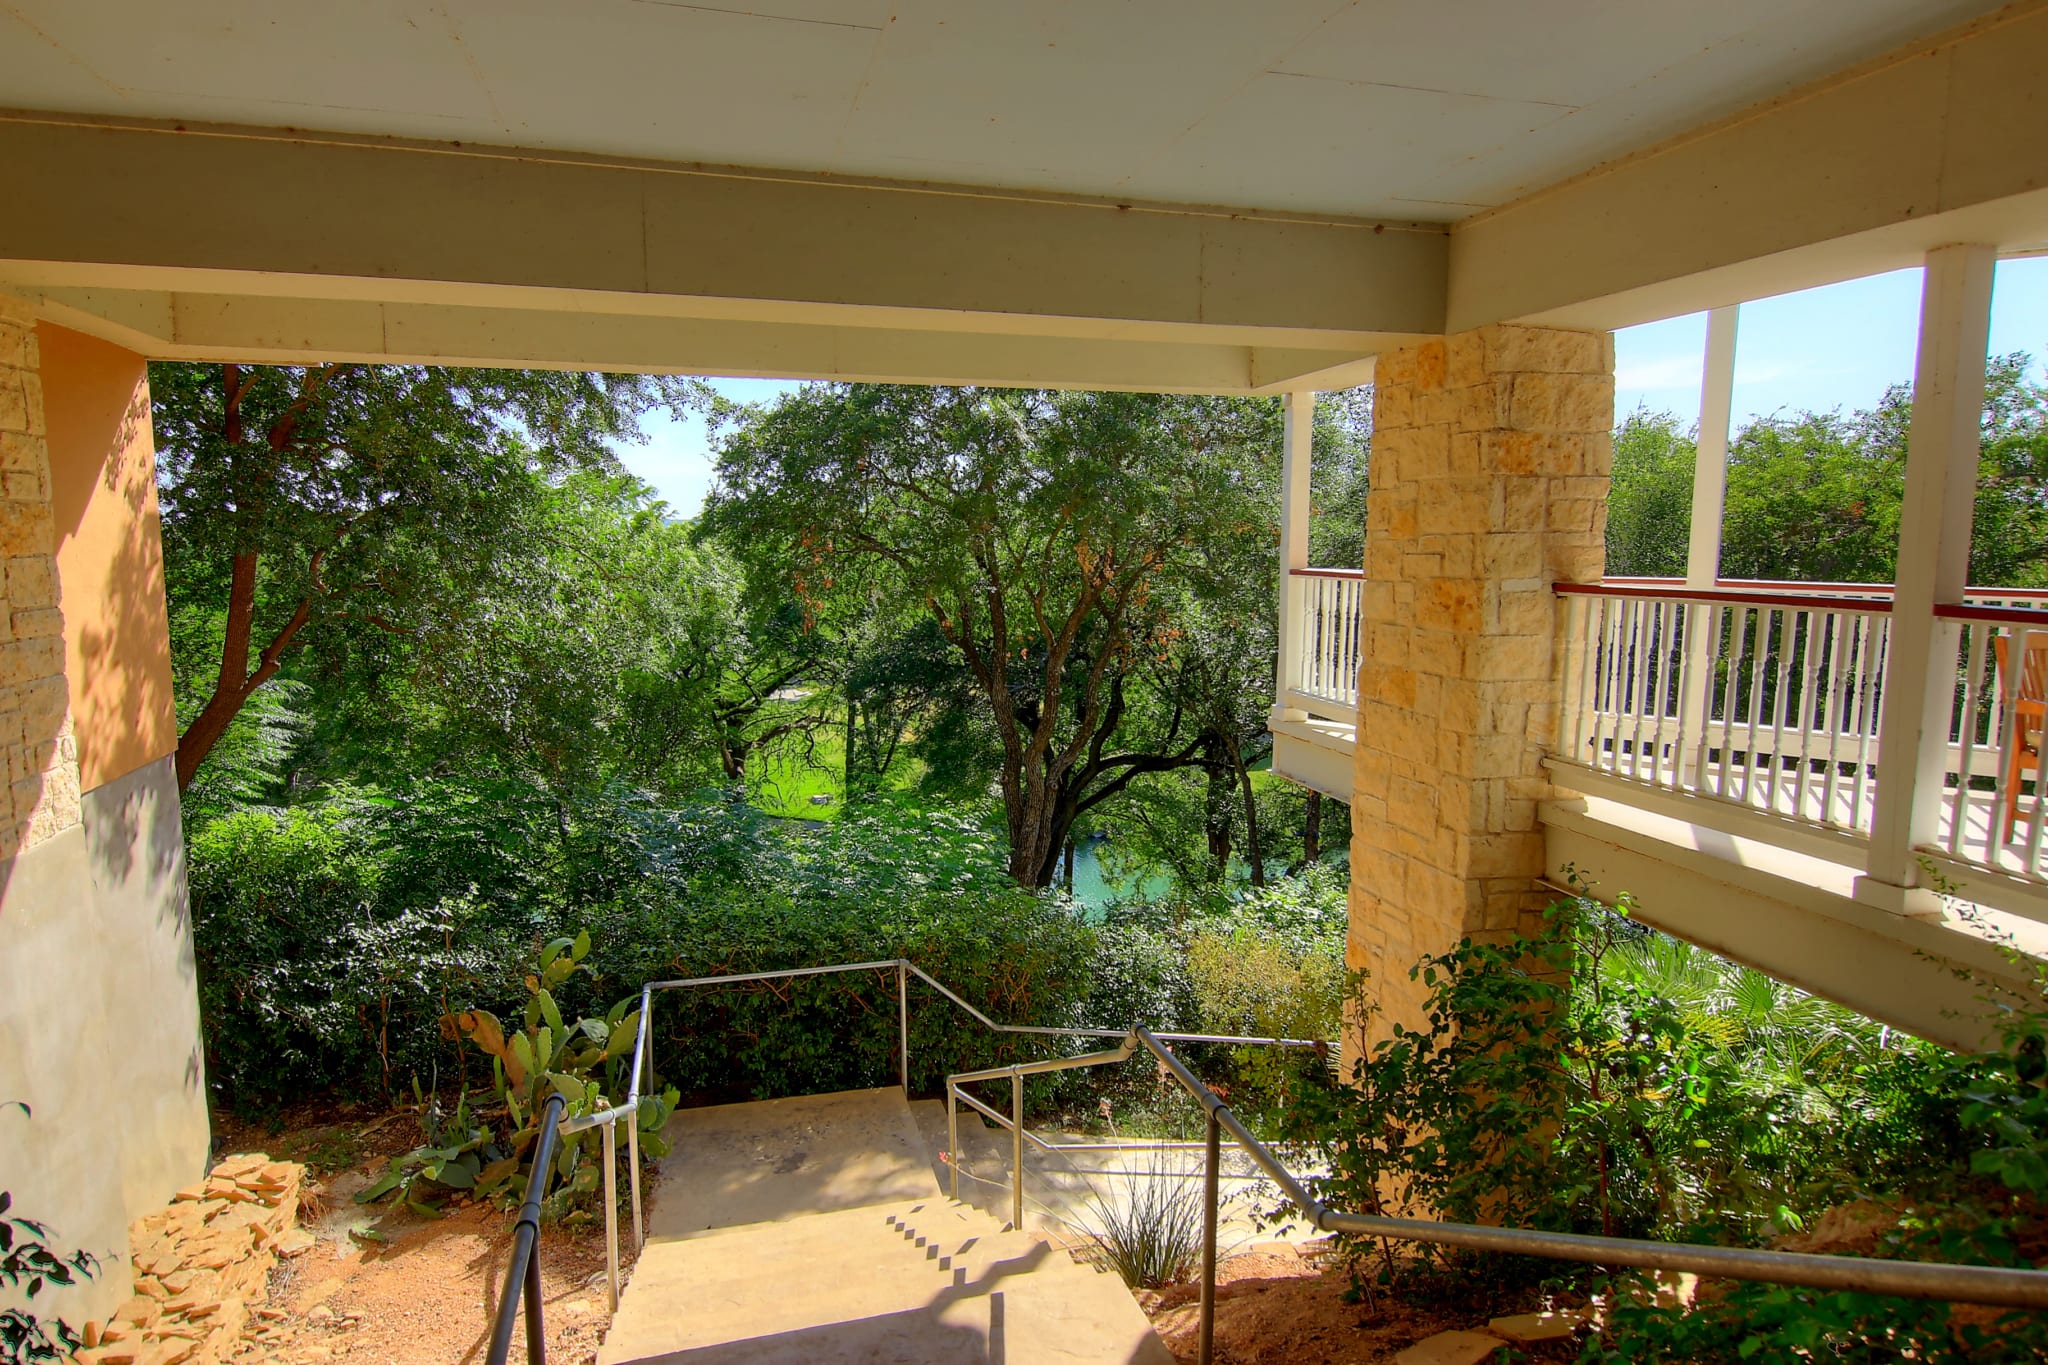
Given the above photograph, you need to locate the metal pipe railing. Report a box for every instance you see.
[502,956,2048,1365]
[603,957,1321,1257]
[1125,1027,2048,1365]
[484,1092,568,1365]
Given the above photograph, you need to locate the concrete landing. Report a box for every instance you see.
[647,1087,942,1238]
[601,1197,1174,1364]
[604,1088,1174,1365]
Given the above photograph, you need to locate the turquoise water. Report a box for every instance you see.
[1061,835,1291,913]
[1064,836,1169,909]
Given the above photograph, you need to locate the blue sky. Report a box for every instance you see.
[1614,256,2048,430]
[612,257,2048,516]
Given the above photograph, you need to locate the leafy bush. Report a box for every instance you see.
[1,1179,98,1365]
[1275,890,2048,1360]
[187,785,1102,1110]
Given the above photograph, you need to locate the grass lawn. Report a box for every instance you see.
[745,713,924,819]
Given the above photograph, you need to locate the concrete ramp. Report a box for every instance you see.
[602,1088,1173,1365]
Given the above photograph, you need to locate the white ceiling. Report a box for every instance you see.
[0,0,2006,220]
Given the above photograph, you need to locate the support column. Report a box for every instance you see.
[0,304,204,1331]
[1271,390,1313,725]
[1858,244,1996,916]
[1686,307,1738,590]
[1349,325,1612,1043]
[1679,307,1738,780]
[0,303,79,851]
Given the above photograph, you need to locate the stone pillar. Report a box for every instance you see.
[0,301,79,853]
[1347,324,1612,1044]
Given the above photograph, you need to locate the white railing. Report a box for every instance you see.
[1558,583,1893,833]
[1287,568,1363,719]
[1935,604,2048,881]
[1556,580,2048,885]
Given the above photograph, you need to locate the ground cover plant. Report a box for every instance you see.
[0,1124,99,1365]
[1276,889,2048,1361]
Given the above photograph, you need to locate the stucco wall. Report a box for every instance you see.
[0,320,205,1334]
[41,324,179,789]
[0,758,206,1329]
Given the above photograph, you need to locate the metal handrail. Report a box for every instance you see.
[1124,1026,2048,1365]
[592,953,1326,1284]
[497,958,2048,1365]
[484,1092,568,1365]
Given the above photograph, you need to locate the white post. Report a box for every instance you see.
[1687,307,1738,591]
[1856,244,1995,916]
[1679,308,1738,782]
[1271,390,1314,725]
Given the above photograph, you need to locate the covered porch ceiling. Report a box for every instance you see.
[3,0,2047,390]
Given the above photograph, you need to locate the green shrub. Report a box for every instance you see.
[188,785,1101,1109]
[1274,889,2048,1359]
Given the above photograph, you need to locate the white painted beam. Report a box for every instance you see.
[0,113,1442,389]
[12,285,1396,394]
[1449,4,2048,335]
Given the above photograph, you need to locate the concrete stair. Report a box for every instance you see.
[598,1088,1174,1365]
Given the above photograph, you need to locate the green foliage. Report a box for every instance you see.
[1275,888,2048,1359]
[703,384,1286,887]
[1605,410,1696,577]
[186,784,1104,1108]
[352,1084,501,1218]
[154,362,698,788]
[1608,353,2048,587]
[1,1174,99,1365]
[353,938,682,1220]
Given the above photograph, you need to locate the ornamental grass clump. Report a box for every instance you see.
[1077,1149,1208,1290]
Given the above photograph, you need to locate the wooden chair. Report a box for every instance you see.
[1995,630,2048,841]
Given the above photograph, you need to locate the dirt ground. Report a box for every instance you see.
[1141,1246,1566,1365]
[1144,1248,1447,1364]
[212,1103,637,1365]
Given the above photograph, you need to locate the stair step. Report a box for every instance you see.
[600,1198,1172,1364]
[604,1088,1174,1364]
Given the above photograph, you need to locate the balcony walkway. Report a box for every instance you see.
[1268,573,2048,1050]
[598,1088,1172,1365]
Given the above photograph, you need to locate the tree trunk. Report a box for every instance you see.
[843,688,858,796]
[1203,748,1233,881]
[1303,790,1323,866]
[1232,738,1265,888]
[1062,837,1076,893]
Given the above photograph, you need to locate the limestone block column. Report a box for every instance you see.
[1347,324,1612,1045]
[0,300,79,852]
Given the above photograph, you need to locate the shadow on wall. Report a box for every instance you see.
[40,323,181,889]
[25,325,198,1098]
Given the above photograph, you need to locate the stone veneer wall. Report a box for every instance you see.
[0,301,78,855]
[1347,324,1613,1042]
